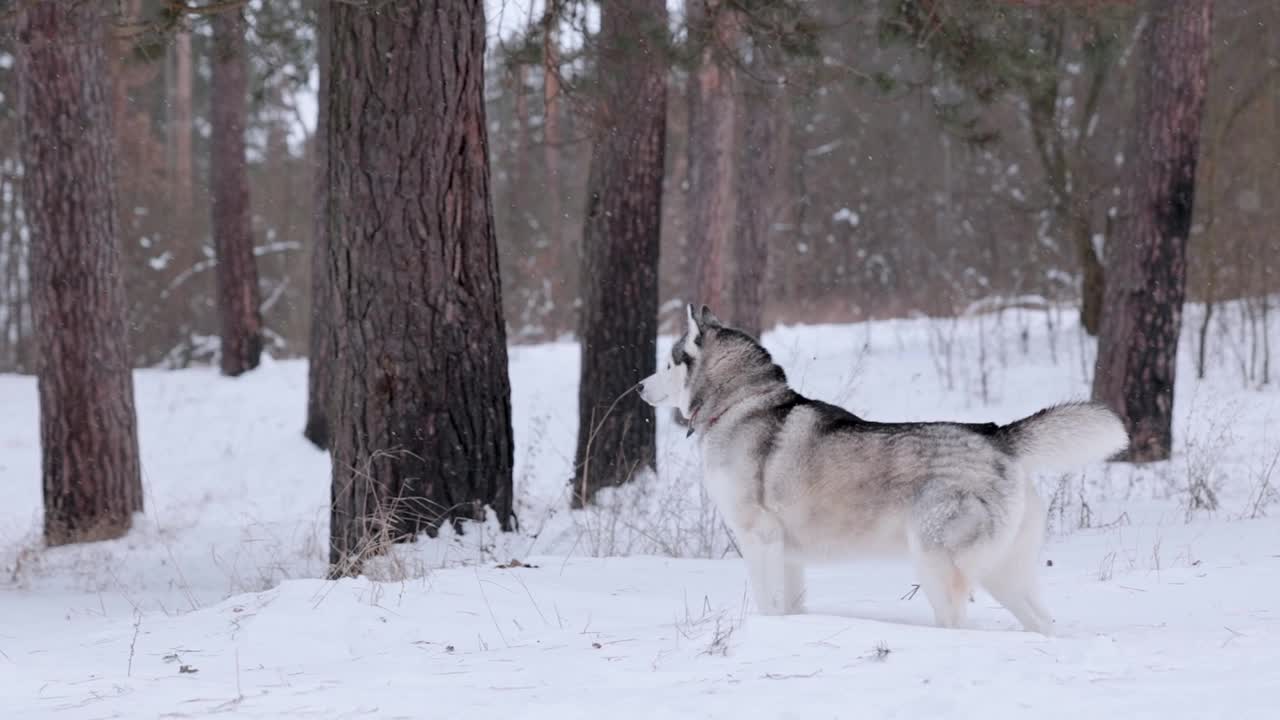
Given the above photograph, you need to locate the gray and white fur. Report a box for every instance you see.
[639,305,1128,634]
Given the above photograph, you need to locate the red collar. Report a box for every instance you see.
[686,406,723,437]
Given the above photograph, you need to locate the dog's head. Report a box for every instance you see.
[638,304,717,417]
[639,304,778,425]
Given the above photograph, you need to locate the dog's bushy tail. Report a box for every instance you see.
[1000,401,1128,472]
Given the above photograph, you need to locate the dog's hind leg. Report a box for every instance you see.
[909,537,971,629]
[976,483,1052,634]
[978,559,1050,635]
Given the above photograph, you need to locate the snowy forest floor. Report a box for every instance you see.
[3,301,1279,718]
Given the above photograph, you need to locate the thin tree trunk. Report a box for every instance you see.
[543,2,563,253]
[304,0,332,449]
[1093,0,1214,462]
[210,8,263,377]
[773,79,797,315]
[687,0,738,310]
[541,0,566,334]
[682,0,704,306]
[0,162,33,373]
[1197,288,1214,379]
[170,28,194,221]
[327,0,515,574]
[166,25,202,351]
[512,65,531,219]
[730,35,784,338]
[572,0,668,507]
[18,2,144,545]
[1074,210,1105,336]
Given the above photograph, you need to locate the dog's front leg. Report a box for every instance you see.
[738,509,787,615]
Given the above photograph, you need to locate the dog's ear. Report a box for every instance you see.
[699,305,722,328]
[686,303,701,340]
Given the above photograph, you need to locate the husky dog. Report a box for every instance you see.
[638,305,1128,634]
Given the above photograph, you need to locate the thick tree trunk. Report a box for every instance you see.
[730,36,784,338]
[1092,0,1214,462]
[210,8,264,377]
[18,2,144,545]
[687,0,738,310]
[327,0,514,574]
[304,1,333,449]
[571,0,668,507]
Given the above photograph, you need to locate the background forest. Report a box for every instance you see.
[1,1,1279,716]
[2,0,1274,369]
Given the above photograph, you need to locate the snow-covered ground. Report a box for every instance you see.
[3,302,1279,718]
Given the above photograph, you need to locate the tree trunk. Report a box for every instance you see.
[511,65,531,221]
[543,1,563,260]
[165,24,204,351]
[304,0,333,449]
[18,2,144,545]
[730,34,784,338]
[1092,0,1214,463]
[327,0,515,574]
[170,28,194,221]
[687,0,738,310]
[541,0,567,336]
[571,0,668,507]
[210,8,264,377]
[0,165,34,374]
[1073,208,1105,336]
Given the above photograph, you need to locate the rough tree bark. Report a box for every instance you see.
[571,0,668,507]
[730,34,785,338]
[1092,0,1214,462]
[17,2,144,545]
[304,0,332,449]
[210,8,264,377]
[327,0,515,574]
[687,0,738,310]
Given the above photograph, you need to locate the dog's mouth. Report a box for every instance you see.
[637,379,668,406]
[638,363,686,408]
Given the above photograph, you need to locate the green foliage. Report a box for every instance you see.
[246,0,316,108]
[876,0,1135,145]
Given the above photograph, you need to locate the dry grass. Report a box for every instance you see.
[569,463,736,560]
[673,592,744,658]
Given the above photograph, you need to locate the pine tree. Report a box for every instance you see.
[18,1,144,544]
[1093,0,1215,462]
[571,0,669,506]
[326,0,515,573]
[304,0,333,449]
[209,6,264,376]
